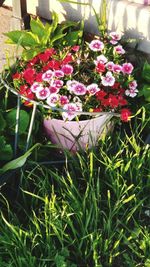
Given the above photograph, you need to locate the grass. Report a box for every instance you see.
[0,108,150,266]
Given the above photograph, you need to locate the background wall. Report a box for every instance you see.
[3,0,150,53]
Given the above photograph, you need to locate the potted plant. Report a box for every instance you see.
[2,11,138,152]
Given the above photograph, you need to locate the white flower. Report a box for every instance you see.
[87,83,100,95]
[89,40,104,51]
[42,70,54,82]
[30,82,43,93]
[101,71,115,87]
[125,88,138,98]
[94,55,108,65]
[36,87,50,100]
[62,103,82,121]
[47,93,59,107]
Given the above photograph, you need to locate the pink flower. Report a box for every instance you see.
[62,103,82,121]
[125,88,138,98]
[129,80,137,90]
[67,80,78,89]
[49,86,60,94]
[71,45,80,52]
[95,55,108,65]
[113,64,122,73]
[101,72,115,87]
[42,70,54,82]
[54,70,64,78]
[122,63,134,74]
[71,82,87,95]
[87,83,100,95]
[36,87,50,100]
[114,45,125,54]
[89,40,104,51]
[47,93,59,107]
[51,79,64,89]
[106,61,114,71]
[61,64,73,75]
[59,95,69,105]
[30,82,43,93]
[109,32,121,44]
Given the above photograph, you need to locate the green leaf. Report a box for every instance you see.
[4,31,25,44]
[0,136,6,149]
[5,31,39,47]
[0,144,13,161]
[142,62,150,83]
[62,30,82,46]
[6,109,30,134]
[50,33,67,45]
[19,32,40,47]
[41,23,53,45]
[0,136,13,161]
[22,47,45,61]
[0,112,6,132]
[1,143,40,174]
[142,84,150,102]
[51,11,59,33]
[30,17,46,39]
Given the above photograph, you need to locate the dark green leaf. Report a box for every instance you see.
[0,112,6,132]
[1,143,40,174]
[142,84,150,102]
[142,62,150,83]
[50,33,67,45]
[6,109,30,134]
[62,30,82,46]
[0,144,13,161]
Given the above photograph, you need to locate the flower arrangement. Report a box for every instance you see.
[11,31,138,122]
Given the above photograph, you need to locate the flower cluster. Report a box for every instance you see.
[12,32,138,122]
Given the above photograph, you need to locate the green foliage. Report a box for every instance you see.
[140,61,150,102]
[0,109,149,266]
[4,11,83,60]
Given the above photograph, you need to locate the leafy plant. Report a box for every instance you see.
[140,61,150,102]
[4,11,83,61]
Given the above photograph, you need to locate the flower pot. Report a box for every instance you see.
[43,114,113,152]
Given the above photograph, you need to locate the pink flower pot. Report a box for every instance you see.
[43,114,113,152]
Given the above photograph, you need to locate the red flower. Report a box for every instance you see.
[35,72,43,82]
[108,94,119,108]
[101,98,110,107]
[96,90,107,100]
[46,59,60,70]
[121,108,131,122]
[38,52,50,62]
[62,53,73,64]
[118,95,128,106]
[20,84,28,94]
[93,107,103,112]
[23,89,35,107]
[22,68,36,84]
[27,56,39,67]
[96,63,106,73]
[45,48,56,57]
[12,72,21,80]
[112,82,120,89]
